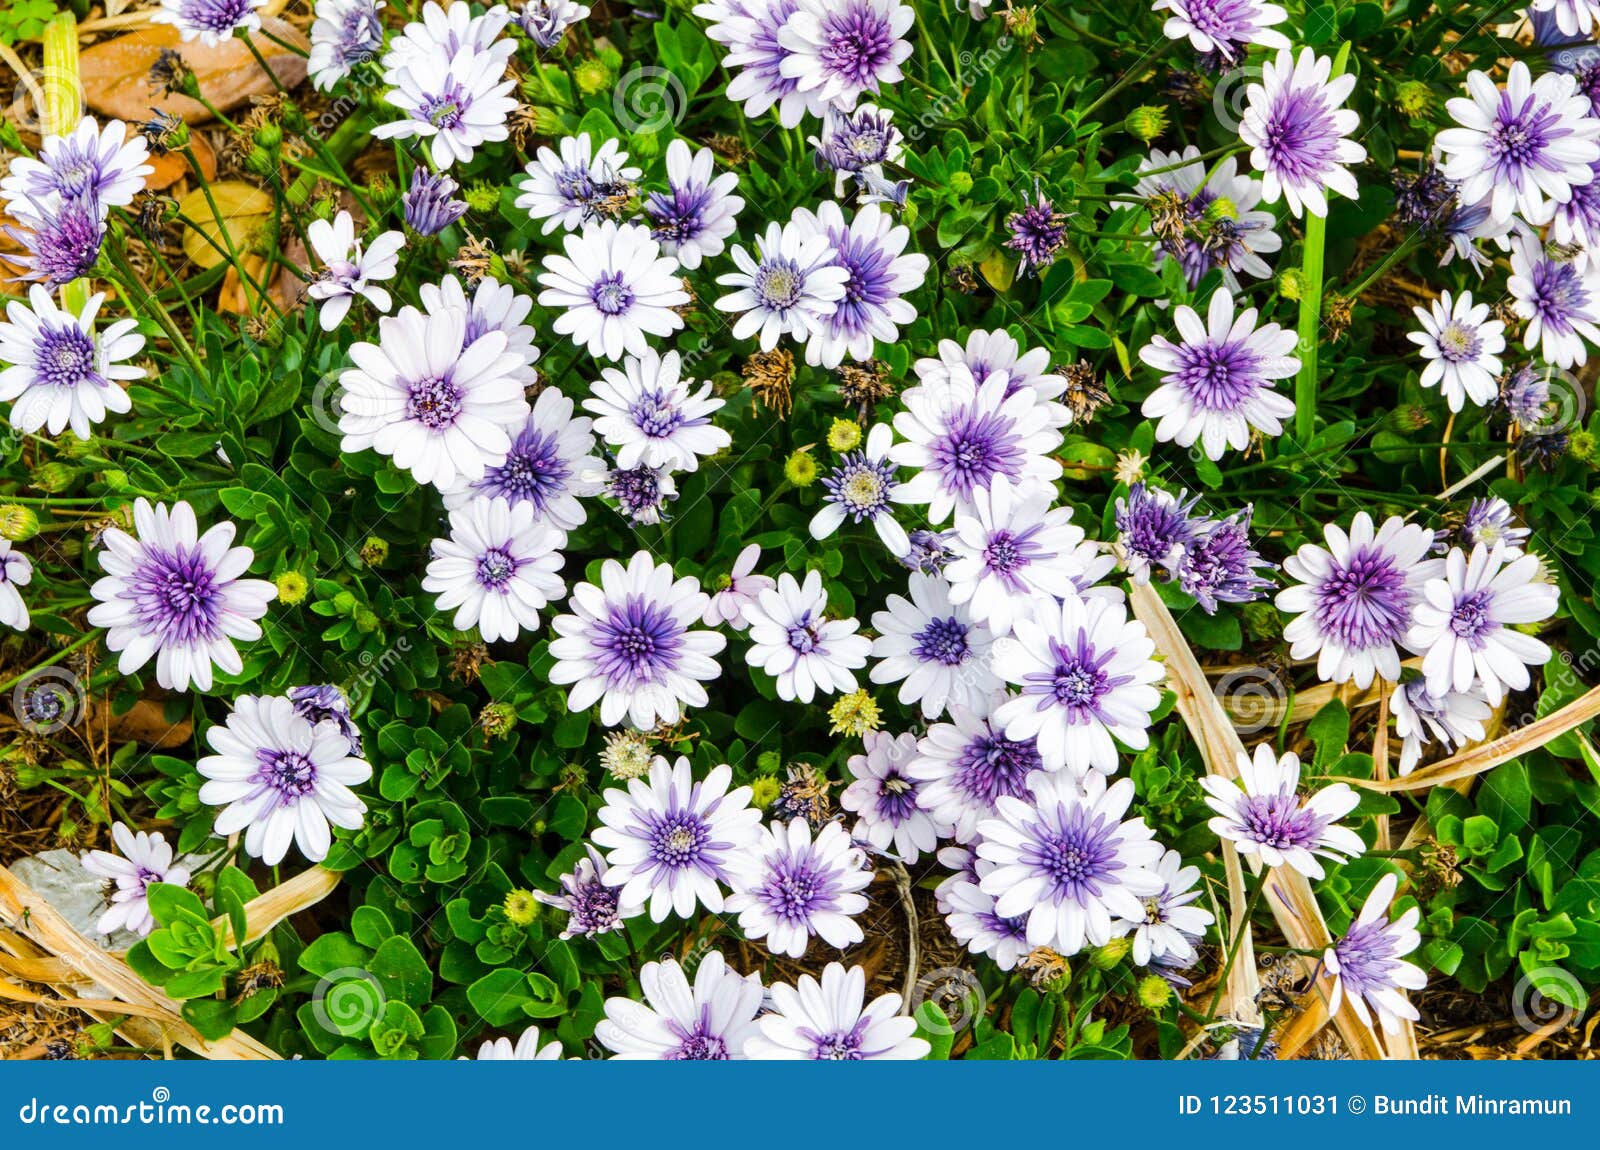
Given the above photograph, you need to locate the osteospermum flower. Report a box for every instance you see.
[1134,148,1281,291]
[1139,288,1298,460]
[401,168,468,235]
[747,963,929,1059]
[384,0,515,71]
[1115,483,1202,585]
[443,386,602,529]
[590,757,761,921]
[538,220,690,361]
[715,217,850,350]
[743,569,871,702]
[778,0,914,115]
[422,496,566,643]
[309,0,386,91]
[0,116,150,217]
[703,544,776,630]
[548,552,725,729]
[1325,873,1427,1035]
[992,594,1165,778]
[305,211,404,331]
[1508,237,1600,369]
[1498,364,1553,432]
[535,844,644,936]
[1153,0,1288,61]
[585,349,730,472]
[152,0,266,46]
[812,103,905,202]
[0,540,30,631]
[3,199,104,289]
[705,0,811,128]
[1445,496,1530,557]
[0,284,142,440]
[1238,47,1365,218]
[791,200,928,368]
[1004,188,1069,274]
[595,460,678,524]
[976,772,1163,955]
[196,694,372,865]
[1436,61,1600,226]
[891,366,1066,524]
[419,274,541,384]
[841,729,948,861]
[870,573,998,720]
[726,818,872,957]
[1201,744,1365,879]
[1390,678,1490,776]
[1275,512,1441,689]
[515,133,641,234]
[1176,507,1275,614]
[87,500,275,692]
[80,823,191,937]
[646,139,745,270]
[811,422,913,554]
[518,0,590,48]
[1117,849,1214,967]
[469,1027,563,1060]
[909,693,1041,843]
[338,303,530,489]
[1406,289,1505,411]
[596,952,764,1059]
[942,868,1031,970]
[1406,543,1559,706]
[287,684,363,756]
[370,42,517,169]
[912,328,1071,411]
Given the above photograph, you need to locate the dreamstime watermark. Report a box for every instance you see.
[310,966,387,1037]
[909,966,987,1034]
[11,666,87,735]
[905,37,1014,142]
[1510,966,1585,1036]
[1213,664,1288,735]
[15,1087,283,1127]
[348,635,413,707]
[7,65,84,136]
[613,66,687,135]
[1211,65,1262,134]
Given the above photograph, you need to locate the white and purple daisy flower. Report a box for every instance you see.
[538,220,690,362]
[746,963,929,1059]
[309,0,386,92]
[869,573,998,720]
[645,139,745,270]
[942,868,1031,971]
[152,0,267,47]
[590,757,761,922]
[548,552,726,729]
[370,42,517,169]
[421,496,566,643]
[595,461,679,525]
[287,685,362,756]
[197,694,372,865]
[1115,483,1202,585]
[80,823,191,938]
[1134,148,1281,291]
[1446,496,1530,557]
[1153,0,1288,61]
[401,168,468,236]
[518,0,591,48]
[442,386,602,530]
[778,0,914,115]
[0,284,142,440]
[87,500,275,693]
[890,366,1067,524]
[841,729,947,861]
[726,818,872,958]
[1325,873,1427,1035]
[705,0,812,128]
[418,274,541,385]
[743,569,871,702]
[305,210,404,331]
[1238,47,1365,218]
[0,116,151,218]
[0,540,31,632]
[1276,512,1441,689]
[1116,849,1214,968]
[1508,237,1600,369]
[1201,744,1365,879]
[585,349,730,472]
[535,844,645,937]
[811,422,914,555]
[515,133,641,234]
[790,200,928,368]
[976,772,1163,955]
[909,692,1041,843]
[338,303,530,490]
[3,198,105,290]
[812,103,906,204]
[1176,507,1275,614]
[992,594,1165,777]
[703,544,776,630]
[912,327,1071,412]
[1436,61,1600,226]
[596,952,764,1059]
[382,0,516,76]
[1533,0,1600,37]
[1407,543,1559,706]
[1139,287,1299,460]
[468,1027,563,1060]
[1390,678,1490,776]
[715,217,850,350]
[1406,289,1505,411]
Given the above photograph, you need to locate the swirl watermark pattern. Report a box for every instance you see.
[613,67,686,135]
[8,66,84,135]
[11,666,86,735]
[310,967,386,1037]
[1211,66,1262,134]
[306,368,348,438]
[1214,665,1287,735]
[910,966,986,1034]
[1511,966,1585,1036]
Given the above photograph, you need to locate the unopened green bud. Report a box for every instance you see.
[254,122,282,151]
[0,505,39,541]
[1137,974,1173,1010]
[1277,267,1306,301]
[949,171,974,195]
[31,462,76,493]
[1124,105,1169,142]
[360,536,389,566]
[1088,937,1133,970]
[750,776,782,809]
[353,607,380,633]
[574,58,610,96]
[480,701,518,739]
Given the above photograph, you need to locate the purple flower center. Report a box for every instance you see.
[929,406,1025,501]
[1525,256,1592,337]
[14,201,103,288]
[178,0,256,34]
[629,389,686,438]
[953,728,1039,806]
[1488,91,1565,187]
[874,771,920,824]
[257,747,316,801]
[755,851,845,925]
[647,181,713,245]
[1180,0,1261,48]
[1260,83,1340,184]
[1023,635,1131,724]
[1333,919,1406,998]
[1171,338,1264,412]
[1312,545,1412,650]
[419,83,468,130]
[786,615,822,654]
[405,375,464,430]
[1023,803,1123,904]
[594,595,684,687]
[481,426,569,511]
[129,545,223,645]
[475,545,520,591]
[1448,590,1494,645]
[806,1019,871,1060]
[912,615,971,667]
[823,453,896,520]
[826,227,896,337]
[648,813,709,869]
[1237,792,1325,851]
[35,326,98,389]
[981,526,1044,583]
[1436,319,1483,364]
[589,273,635,316]
[666,1013,730,1061]
[564,875,622,935]
[818,4,896,89]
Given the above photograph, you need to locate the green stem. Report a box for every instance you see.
[1204,877,1268,1024]
[0,631,100,695]
[101,245,205,379]
[1295,42,1351,445]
